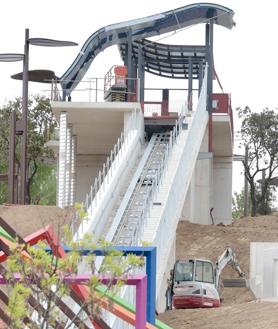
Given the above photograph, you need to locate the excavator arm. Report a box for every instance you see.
[214,247,245,290]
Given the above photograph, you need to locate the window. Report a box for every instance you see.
[195,261,214,283]
[174,261,194,282]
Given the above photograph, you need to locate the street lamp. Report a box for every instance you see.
[0,28,77,204]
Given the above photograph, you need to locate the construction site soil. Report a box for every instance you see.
[1,206,278,328]
[0,204,73,238]
[158,216,278,329]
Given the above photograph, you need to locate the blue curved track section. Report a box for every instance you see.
[60,3,234,95]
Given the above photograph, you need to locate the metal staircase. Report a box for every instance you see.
[112,132,172,245]
[100,151,144,239]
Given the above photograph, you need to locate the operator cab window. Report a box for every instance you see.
[195,260,214,283]
[175,261,194,282]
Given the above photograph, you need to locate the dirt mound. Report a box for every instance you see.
[159,215,278,329]
[0,205,74,238]
[159,300,278,329]
[176,215,278,278]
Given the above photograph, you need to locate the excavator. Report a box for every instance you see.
[167,248,245,309]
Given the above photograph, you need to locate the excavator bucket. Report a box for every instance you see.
[222,278,248,288]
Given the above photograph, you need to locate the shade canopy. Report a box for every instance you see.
[119,40,206,79]
[29,38,78,47]
[60,3,235,94]
[11,70,59,83]
[0,53,24,62]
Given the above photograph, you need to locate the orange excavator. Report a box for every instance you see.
[167,248,245,309]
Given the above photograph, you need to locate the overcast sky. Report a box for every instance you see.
[0,0,276,192]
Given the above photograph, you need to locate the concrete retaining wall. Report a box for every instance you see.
[250,242,278,300]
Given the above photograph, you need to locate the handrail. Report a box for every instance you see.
[51,77,139,102]
[143,99,188,117]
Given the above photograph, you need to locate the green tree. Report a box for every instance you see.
[237,106,278,216]
[232,189,252,219]
[232,190,244,219]
[0,95,57,204]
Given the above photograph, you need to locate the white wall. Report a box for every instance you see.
[156,236,176,313]
[250,242,278,300]
[76,154,107,202]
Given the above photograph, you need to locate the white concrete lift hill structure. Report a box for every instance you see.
[48,3,235,314]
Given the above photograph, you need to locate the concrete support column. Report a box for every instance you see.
[70,135,77,206]
[213,157,233,224]
[182,128,214,225]
[57,112,68,208]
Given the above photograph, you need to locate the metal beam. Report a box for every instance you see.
[127,29,133,100]
[198,60,204,96]
[206,21,214,113]
[137,45,145,102]
[187,56,193,110]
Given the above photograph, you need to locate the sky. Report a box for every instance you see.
[0,0,277,192]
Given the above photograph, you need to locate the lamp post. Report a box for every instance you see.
[0,28,77,204]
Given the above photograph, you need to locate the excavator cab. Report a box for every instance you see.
[173,259,214,284]
[167,249,245,310]
[167,259,219,309]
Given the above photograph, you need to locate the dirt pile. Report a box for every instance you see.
[158,215,278,329]
[0,204,74,237]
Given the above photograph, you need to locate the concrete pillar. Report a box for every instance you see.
[181,127,214,224]
[192,155,213,224]
[213,156,233,224]
[57,112,68,208]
